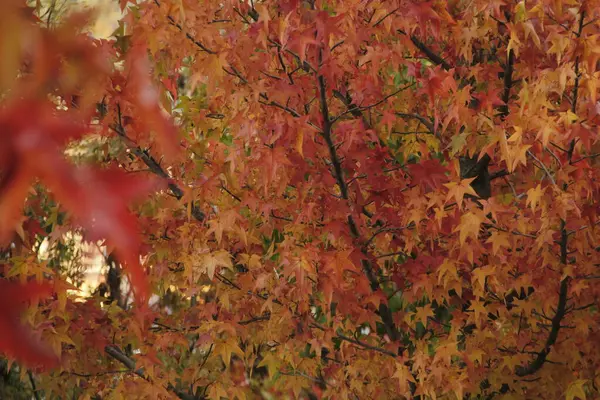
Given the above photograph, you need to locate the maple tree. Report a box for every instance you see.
[2,0,600,398]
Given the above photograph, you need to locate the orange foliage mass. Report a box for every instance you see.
[1,0,600,399]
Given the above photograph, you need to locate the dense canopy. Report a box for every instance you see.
[1,0,600,399]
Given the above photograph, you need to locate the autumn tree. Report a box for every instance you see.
[2,0,600,399]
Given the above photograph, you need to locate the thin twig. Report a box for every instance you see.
[526,150,556,185]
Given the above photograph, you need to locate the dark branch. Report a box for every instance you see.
[515,277,569,376]
[153,0,215,54]
[499,48,515,117]
[111,107,205,222]
[335,333,398,357]
[105,346,199,400]
[394,112,435,134]
[317,57,399,341]
[398,30,452,70]
[490,169,510,181]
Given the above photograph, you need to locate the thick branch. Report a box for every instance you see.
[515,277,569,376]
[317,65,398,341]
[499,49,514,117]
[517,14,587,375]
[568,11,585,163]
[318,76,349,201]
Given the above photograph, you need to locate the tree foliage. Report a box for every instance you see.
[2,0,600,399]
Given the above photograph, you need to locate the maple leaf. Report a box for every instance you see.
[444,177,478,208]
[408,159,448,190]
[124,45,180,160]
[216,338,244,367]
[392,361,415,394]
[196,250,233,280]
[0,280,58,370]
[456,211,484,245]
[565,379,588,400]
[208,383,229,400]
[486,231,510,255]
[54,167,160,301]
[0,99,87,244]
[526,184,545,212]
[407,1,441,37]
[473,88,505,115]
[414,305,434,325]
[468,299,487,327]
[258,352,281,377]
[471,265,496,292]
[419,66,456,105]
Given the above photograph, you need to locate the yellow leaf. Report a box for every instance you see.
[507,30,521,57]
[208,383,229,400]
[514,1,527,22]
[392,361,415,394]
[565,379,587,400]
[258,353,281,377]
[295,128,304,158]
[523,21,541,49]
[486,231,510,255]
[536,125,553,147]
[457,212,484,245]
[444,177,478,208]
[414,305,434,325]
[587,72,599,103]
[217,338,244,367]
[197,250,233,280]
[526,184,545,212]
[510,144,531,172]
[468,299,487,327]
[471,265,496,291]
[239,253,262,270]
[437,259,457,287]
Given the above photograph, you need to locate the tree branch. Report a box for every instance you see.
[104,346,199,400]
[499,48,514,117]
[516,221,570,376]
[317,58,399,341]
[331,82,415,124]
[111,106,205,222]
[153,0,215,54]
[394,112,435,134]
[28,370,41,400]
[335,334,398,358]
[397,30,452,70]
[515,277,569,376]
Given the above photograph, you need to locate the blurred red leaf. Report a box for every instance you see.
[0,280,58,370]
[124,45,179,161]
[51,167,161,301]
[0,98,159,302]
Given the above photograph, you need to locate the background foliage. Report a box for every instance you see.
[1,0,600,399]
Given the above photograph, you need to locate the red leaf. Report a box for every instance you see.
[125,46,179,161]
[56,167,160,302]
[408,159,449,190]
[0,280,58,370]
